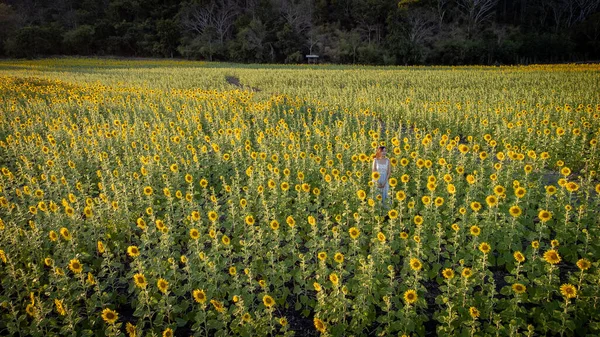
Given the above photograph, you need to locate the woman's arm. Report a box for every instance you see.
[372,159,377,172]
[386,159,391,180]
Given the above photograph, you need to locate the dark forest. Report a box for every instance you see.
[1,0,599,65]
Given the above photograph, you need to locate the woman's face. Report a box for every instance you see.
[381,148,387,157]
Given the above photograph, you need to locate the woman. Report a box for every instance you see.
[372,146,391,208]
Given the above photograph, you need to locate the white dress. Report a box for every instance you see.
[374,159,390,203]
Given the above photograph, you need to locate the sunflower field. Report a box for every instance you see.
[0,59,599,337]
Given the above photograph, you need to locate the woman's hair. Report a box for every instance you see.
[375,146,386,159]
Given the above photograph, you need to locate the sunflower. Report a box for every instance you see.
[313,282,322,292]
[442,268,455,279]
[60,227,71,240]
[400,231,409,239]
[210,299,225,313]
[469,307,480,319]
[356,190,366,200]
[102,308,118,324]
[388,209,398,219]
[26,303,36,317]
[329,273,339,286]
[512,283,526,294]
[396,191,406,201]
[127,246,140,258]
[470,225,481,236]
[413,215,424,226]
[317,251,327,261]
[531,240,540,249]
[576,258,591,271]
[162,327,173,337]
[193,289,207,304]
[515,187,526,198]
[221,235,231,245]
[349,227,360,239]
[263,295,275,308]
[143,186,153,196]
[54,299,66,316]
[126,322,136,337]
[334,252,344,264]
[493,185,505,196]
[409,258,422,271]
[130,273,147,288]
[229,266,236,276]
[190,228,200,240]
[69,259,83,274]
[270,220,280,231]
[286,216,295,227]
[478,242,491,254]
[560,284,577,299]
[451,223,460,232]
[157,278,169,294]
[485,195,498,207]
[245,215,255,226]
[461,268,472,278]
[470,201,482,212]
[208,211,218,222]
[279,317,288,326]
[513,251,525,263]
[403,289,418,304]
[538,210,552,223]
[314,317,326,333]
[543,249,561,264]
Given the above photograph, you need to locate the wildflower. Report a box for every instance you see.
[317,251,327,261]
[55,299,66,316]
[543,249,561,264]
[210,299,225,313]
[286,216,295,227]
[126,322,136,337]
[102,308,118,324]
[576,258,591,271]
[60,227,71,240]
[127,246,140,258]
[538,210,552,222]
[329,273,339,286]
[157,278,169,294]
[193,289,207,304]
[513,251,525,263]
[314,317,326,333]
[560,284,577,299]
[409,258,422,271]
[263,295,275,308]
[313,282,322,292]
[403,289,418,304]
[68,259,83,274]
[442,268,455,279]
[356,190,366,200]
[479,242,491,254]
[512,283,526,294]
[133,274,147,289]
[349,227,360,239]
[469,307,480,319]
[470,201,482,212]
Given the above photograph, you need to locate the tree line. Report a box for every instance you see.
[1,0,599,65]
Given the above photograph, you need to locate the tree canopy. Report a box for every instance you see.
[1,0,599,64]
